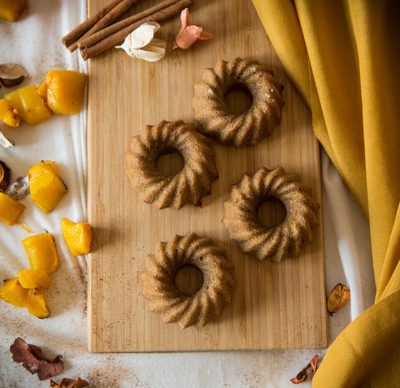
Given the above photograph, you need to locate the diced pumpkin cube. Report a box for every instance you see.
[0,98,21,127]
[0,278,50,318]
[28,160,67,213]
[45,70,87,115]
[36,81,47,99]
[0,0,27,22]
[0,278,27,307]
[18,269,52,289]
[25,289,50,319]
[4,84,52,125]
[22,233,59,274]
[0,192,25,225]
[61,217,93,256]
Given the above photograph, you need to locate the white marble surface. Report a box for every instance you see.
[0,1,375,386]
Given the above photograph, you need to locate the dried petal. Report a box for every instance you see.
[50,376,90,387]
[0,63,28,87]
[10,337,64,381]
[173,8,213,50]
[115,22,166,62]
[327,283,351,314]
[290,354,319,384]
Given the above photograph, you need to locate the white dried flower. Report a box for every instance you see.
[116,22,166,62]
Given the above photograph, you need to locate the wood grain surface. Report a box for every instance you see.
[87,0,328,352]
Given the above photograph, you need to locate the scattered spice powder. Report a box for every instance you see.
[50,376,90,387]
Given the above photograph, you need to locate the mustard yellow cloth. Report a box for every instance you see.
[252,1,400,386]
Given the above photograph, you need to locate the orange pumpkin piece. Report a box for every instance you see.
[0,278,27,307]
[0,0,27,22]
[0,278,50,318]
[61,217,92,256]
[28,161,67,213]
[25,288,50,319]
[18,269,52,289]
[4,85,52,125]
[44,70,87,115]
[0,98,21,127]
[0,192,25,225]
[22,233,60,275]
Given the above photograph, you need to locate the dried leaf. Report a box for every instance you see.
[290,354,319,384]
[50,376,90,387]
[10,337,64,381]
[327,283,351,314]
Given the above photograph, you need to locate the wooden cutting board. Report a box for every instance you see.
[87,0,328,352]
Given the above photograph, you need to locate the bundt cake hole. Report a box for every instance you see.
[224,85,253,114]
[155,148,185,177]
[257,197,287,228]
[174,264,204,296]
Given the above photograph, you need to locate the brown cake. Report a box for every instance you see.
[140,233,234,329]
[192,57,284,147]
[126,120,218,209]
[223,167,319,262]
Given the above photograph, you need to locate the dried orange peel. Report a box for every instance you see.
[327,283,351,314]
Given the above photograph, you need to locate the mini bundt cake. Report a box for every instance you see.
[223,167,319,262]
[140,233,234,329]
[192,57,284,147]
[126,120,218,209]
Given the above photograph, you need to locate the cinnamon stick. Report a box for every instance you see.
[80,0,192,60]
[78,0,183,50]
[61,0,122,48]
[68,0,141,52]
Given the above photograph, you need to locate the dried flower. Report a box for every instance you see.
[115,22,166,62]
[10,337,64,380]
[290,354,319,384]
[327,283,351,314]
[173,8,213,50]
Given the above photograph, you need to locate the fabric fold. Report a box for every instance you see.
[252,0,400,386]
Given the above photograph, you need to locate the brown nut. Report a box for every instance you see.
[0,63,28,87]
